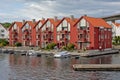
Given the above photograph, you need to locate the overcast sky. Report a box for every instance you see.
[0,0,120,22]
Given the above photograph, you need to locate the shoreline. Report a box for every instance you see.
[0,46,119,57]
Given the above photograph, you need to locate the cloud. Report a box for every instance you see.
[0,0,120,22]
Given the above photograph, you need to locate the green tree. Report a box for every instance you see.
[1,22,11,28]
[113,36,120,45]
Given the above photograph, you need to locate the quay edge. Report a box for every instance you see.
[73,64,120,71]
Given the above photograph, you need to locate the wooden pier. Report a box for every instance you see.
[79,49,119,57]
[73,64,120,71]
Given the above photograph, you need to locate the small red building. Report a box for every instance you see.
[9,22,23,46]
[55,17,78,48]
[21,21,36,46]
[73,16,112,50]
[33,19,46,46]
[39,18,60,48]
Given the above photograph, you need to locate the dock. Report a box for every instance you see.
[80,50,119,57]
[73,64,120,71]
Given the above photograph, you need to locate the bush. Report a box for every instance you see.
[46,42,56,50]
[15,42,22,47]
[0,39,9,46]
[61,43,75,51]
[61,46,67,50]
[67,43,74,50]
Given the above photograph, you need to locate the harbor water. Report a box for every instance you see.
[0,53,120,80]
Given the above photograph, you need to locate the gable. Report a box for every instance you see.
[77,18,89,29]
[13,23,17,30]
[0,24,7,33]
[41,20,53,31]
[36,22,42,31]
[57,19,70,31]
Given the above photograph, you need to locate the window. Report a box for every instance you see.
[47,21,51,27]
[68,35,70,40]
[36,25,39,32]
[63,20,67,27]
[1,34,4,37]
[51,24,53,31]
[57,35,60,41]
[25,23,29,29]
[38,22,42,28]
[14,24,17,29]
[80,18,86,27]
[108,29,111,31]
[68,24,70,31]
[1,30,4,32]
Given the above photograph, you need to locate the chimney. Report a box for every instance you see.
[70,15,74,20]
[84,14,87,16]
[42,17,45,21]
[22,20,26,24]
[32,19,36,23]
[54,16,58,21]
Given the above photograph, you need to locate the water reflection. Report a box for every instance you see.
[0,54,120,80]
[87,55,112,64]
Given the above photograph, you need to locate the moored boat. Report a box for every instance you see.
[54,51,71,58]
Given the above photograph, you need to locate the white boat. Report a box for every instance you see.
[26,50,36,56]
[54,51,71,58]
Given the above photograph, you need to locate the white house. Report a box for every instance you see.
[0,24,9,39]
[111,22,120,37]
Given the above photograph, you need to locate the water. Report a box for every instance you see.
[0,53,120,80]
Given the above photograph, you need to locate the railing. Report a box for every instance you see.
[12,37,18,40]
[60,38,68,42]
[60,30,68,34]
[78,38,89,42]
[12,29,17,34]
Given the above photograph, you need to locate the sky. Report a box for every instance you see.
[0,0,120,22]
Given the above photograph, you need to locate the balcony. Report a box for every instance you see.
[36,35,40,39]
[43,38,52,42]
[12,29,17,34]
[43,30,52,34]
[23,36,31,40]
[78,30,83,34]
[36,29,40,33]
[60,30,68,34]
[12,37,18,40]
[60,38,68,42]
[78,38,89,43]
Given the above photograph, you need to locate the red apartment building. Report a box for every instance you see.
[39,18,60,48]
[9,22,23,46]
[21,20,36,46]
[33,19,46,46]
[9,16,112,50]
[55,17,78,48]
[73,16,112,50]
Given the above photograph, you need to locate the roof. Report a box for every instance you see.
[8,22,23,31]
[34,20,46,28]
[40,18,61,29]
[75,16,111,28]
[56,17,78,27]
[112,23,120,27]
[21,21,37,29]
